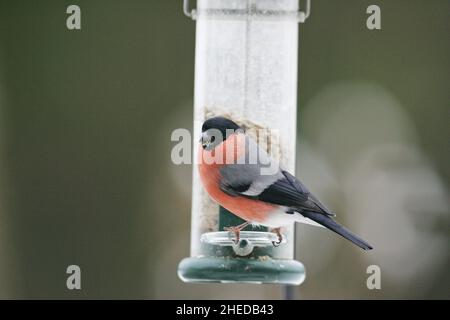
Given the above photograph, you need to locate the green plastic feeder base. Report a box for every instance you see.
[178,256,305,285]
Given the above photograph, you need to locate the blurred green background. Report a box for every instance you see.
[0,0,448,299]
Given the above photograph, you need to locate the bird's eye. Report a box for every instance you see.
[210,136,215,143]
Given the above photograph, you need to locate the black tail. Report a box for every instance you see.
[301,211,373,250]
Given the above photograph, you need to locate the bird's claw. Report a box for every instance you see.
[272,240,282,247]
[224,226,240,244]
[271,228,283,247]
[224,221,250,244]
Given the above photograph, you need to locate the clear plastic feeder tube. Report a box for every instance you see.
[178,0,309,285]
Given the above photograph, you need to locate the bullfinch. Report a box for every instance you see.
[198,116,373,250]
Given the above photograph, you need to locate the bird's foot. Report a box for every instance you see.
[271,227,283,247]
[224,226,241,244]
[224,221,250,244]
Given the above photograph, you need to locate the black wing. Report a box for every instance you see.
[247,170,336,217]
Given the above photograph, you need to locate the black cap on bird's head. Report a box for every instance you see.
[201,116,242,150]
[202,116,241,134]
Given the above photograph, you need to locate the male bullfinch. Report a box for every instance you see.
[198,116,373,250]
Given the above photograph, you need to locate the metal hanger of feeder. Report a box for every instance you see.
[183,0,311,22]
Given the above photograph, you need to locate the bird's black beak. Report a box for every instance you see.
[200,132,208,149]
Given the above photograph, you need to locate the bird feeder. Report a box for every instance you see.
[178,0,310,284]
